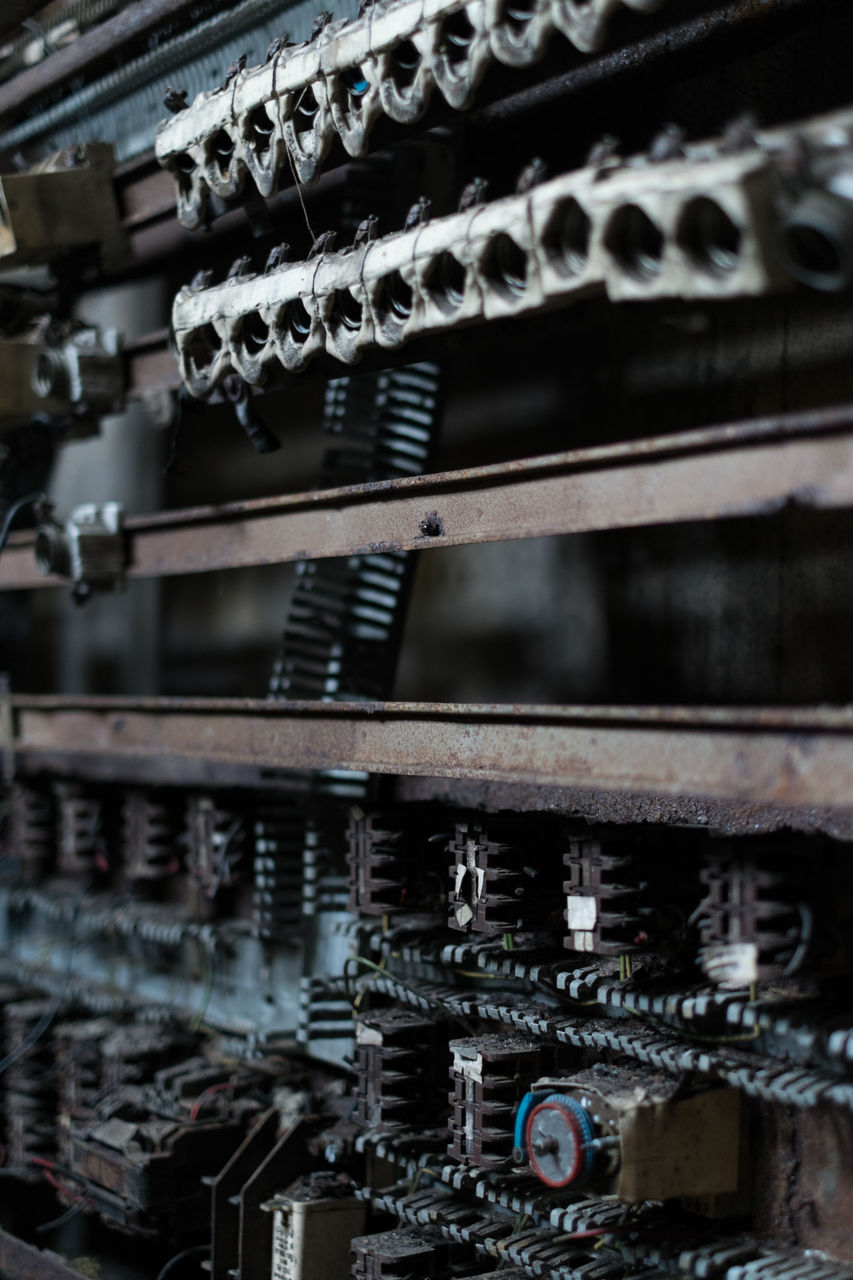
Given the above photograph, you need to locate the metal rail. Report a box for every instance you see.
[0,0,208,121]
[6,696,853,808]
[3,402,853,590]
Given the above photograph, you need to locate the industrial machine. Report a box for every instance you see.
[3,1,853,1279]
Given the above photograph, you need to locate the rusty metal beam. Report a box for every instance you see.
[3,402,853,591]
[6,696,853,809]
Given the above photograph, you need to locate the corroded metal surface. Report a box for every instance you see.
[4,402,853,590]
[6,695,853,808]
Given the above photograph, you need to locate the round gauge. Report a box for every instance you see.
[525,1093,598,1188]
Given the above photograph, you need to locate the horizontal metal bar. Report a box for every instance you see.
[3,402,853,591]
[0,0,203,122]
[6,696,853,808]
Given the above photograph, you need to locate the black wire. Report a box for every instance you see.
[155,1244,210,1280]
[0,490,46,556]
[35,1200,88,1234]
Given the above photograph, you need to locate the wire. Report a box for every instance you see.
[189,938,214,1032]
[0,490,46,556]
[189,1079,236,1121]
[343,955,476,1034]
[35,1199,90,1233]
[155,1244,210,1280]
[552,1229,613,1242]
[0,884,87,1076]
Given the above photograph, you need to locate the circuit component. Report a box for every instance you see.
[448,819,557,936]
[354,1009,449,1131]
[515,1064,745,1208]
[8,780,54,880]
[3,998,65,1168]
[186,791,249,903]
[55,1015,117,1164]
[448,1034,550,1170]
[348,808,443,917]
[264,1173,366,1280]
[563,835,646,954]
[697,847,808,989]
[171,127,804,398]
[120,788,182,881]
[55,781,108,875]
[35,501,127,602]
[100,1021,200,1092]
[351,1226,457,1280]
[68,1052,264,1237]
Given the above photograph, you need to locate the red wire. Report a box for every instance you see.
[29,1157,88,1207]
[189,1079,236,1121]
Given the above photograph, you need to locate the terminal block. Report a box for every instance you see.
[448,1033,550,1169]
[155,0,665,228]
[121,788,183,881]
[186,792,250,902]
[8,779,54,880]
[347,808,443,918]
[563,836,647,955]
[54,780,109,876]
[697,847,813,989]
[354,1009,449,1131]
[448,819,559,936]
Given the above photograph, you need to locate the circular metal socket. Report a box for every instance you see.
[35,522,71,578]
[781,189,853,293]
[32,347,69,401]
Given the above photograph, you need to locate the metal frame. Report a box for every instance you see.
[4,401,853,589]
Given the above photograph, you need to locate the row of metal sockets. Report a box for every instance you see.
[359,1129,853,1278]
[366,1180,639,1280]
[172,142,794,397]
[366,1180,853,1280]
[358,969,853,1114]
[366,926,853,1073]
[156,0,664,226]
